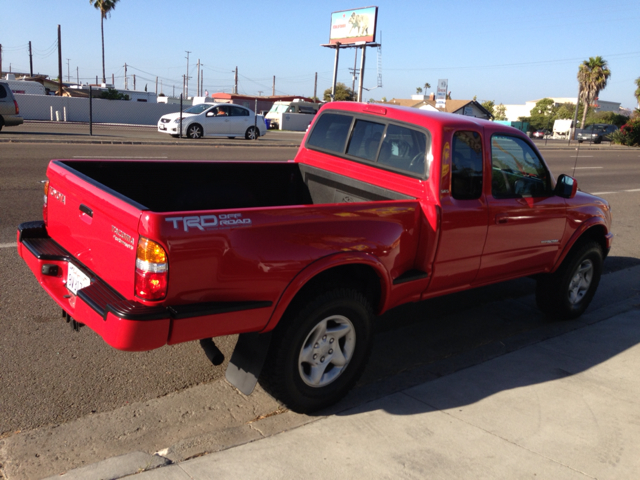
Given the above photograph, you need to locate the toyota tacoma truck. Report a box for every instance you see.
[17,101,613,413]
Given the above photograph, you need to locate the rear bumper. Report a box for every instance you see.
[17,221,273,351]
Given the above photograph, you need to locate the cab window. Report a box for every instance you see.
[306,113,353,153]
[451,131,483,200]
[378,124,427,175]
[346,119,386,161]
[491,135,550,198]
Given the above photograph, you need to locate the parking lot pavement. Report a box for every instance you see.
[3,265,638,480]
[89,299,640,480]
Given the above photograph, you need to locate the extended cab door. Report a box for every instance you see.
[429,130,489,292]
[475,133,567,283]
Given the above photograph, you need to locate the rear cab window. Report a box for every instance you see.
[306,111,431,178]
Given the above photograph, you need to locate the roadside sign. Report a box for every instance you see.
[330,7,378,45]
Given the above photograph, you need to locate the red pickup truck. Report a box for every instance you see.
[18,102,613,412]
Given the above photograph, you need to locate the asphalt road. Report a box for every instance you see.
[0,137,638,443]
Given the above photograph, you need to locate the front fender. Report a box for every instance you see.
[553,219,611,272]
[261,252,391,333]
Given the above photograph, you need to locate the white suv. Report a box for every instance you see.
[0,81,24,131]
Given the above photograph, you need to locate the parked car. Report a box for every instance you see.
[532,129,550,139]
[0,80,24,131]
[577,124,618,144]
[157,103,266,140]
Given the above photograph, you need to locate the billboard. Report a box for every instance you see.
[330,7,378,45]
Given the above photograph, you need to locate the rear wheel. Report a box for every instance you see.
[187,124,203,139]
[245,126,259,140]
[536,241,603,320]
[260,288,373,413]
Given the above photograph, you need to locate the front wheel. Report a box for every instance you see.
[187,124,203,139]
[260,288,373,413]
[536,241,603,320]
[245,126,259,140]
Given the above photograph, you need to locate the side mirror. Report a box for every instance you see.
[555,174,578,199]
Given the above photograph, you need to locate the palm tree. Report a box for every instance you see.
[90,0,120,84]
[577,56,611,129]
[634,76,640,108]
[424,82,431,92]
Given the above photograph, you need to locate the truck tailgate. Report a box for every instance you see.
[45,160,144,298]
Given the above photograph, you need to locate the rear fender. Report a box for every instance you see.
[261,252,391,333]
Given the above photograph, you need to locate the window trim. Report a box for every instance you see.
[305,111,432,180]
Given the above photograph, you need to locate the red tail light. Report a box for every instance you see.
[135,237,168,301]
[43,180,49,225]
[14,100,20,115]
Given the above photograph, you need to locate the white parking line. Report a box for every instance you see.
[573,167,603,169]
[625,189,640,192]
[0,243,17,249]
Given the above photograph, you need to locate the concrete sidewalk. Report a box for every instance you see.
[48,301,640,480]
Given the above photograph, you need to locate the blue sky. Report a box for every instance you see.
[1,0,639,108]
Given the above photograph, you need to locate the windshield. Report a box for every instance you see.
[184,104,213,114]
[268,104,290,114]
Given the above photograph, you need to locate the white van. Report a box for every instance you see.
[3,74,46,95]
[266,99,320,129]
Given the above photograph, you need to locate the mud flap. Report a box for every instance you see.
[225,331,272,396]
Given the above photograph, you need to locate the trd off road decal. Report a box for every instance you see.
[165,213,252,232]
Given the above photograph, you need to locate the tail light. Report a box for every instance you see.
[43,180,49,225]
[14,100,20,115]
[135,237,168,301]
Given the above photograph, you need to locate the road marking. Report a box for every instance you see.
[0,243,17,249]
[591,192,619,195]
[570,155,594,157]
[625,189,640,192]
[72,156,168,159]
[573,167,603,169]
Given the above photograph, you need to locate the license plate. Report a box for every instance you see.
[67,262,90,295]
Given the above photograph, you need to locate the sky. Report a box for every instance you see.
[1,0,639,109]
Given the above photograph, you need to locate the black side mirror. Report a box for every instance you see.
[555,174,578,199]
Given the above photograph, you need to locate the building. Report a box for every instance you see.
[374,95,493,120]
[209,93,318,114]
[502,97,623,122]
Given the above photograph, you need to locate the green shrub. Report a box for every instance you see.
[611,117,640,146]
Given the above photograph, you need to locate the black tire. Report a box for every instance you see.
[245,126,259,140]
[227,136,236,139]
[170,134,179,138]
[260,288,373,413]
[187,124,203,139]
[536,241,603,320]
[0,117,4,132]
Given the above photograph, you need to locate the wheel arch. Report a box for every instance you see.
[553,222,610,272]
[262,253,390,333]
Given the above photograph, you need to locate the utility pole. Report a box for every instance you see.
[200,70,203,96]
[357,46,366,102]
[29,41,33,76]
[133,74,136,91]
[124,63,128,89]
[272,76,275,96]
[155,76,158,94]
[76,66,79,84]
[112,73,114,86]
[234,66,238,94]
[314,72,317,101]
[185,51,191,97]
[57,25,63,96]
[351,48,359,94]
[197,59,200,96]
[66,58,70,82]
[0,44,3,78]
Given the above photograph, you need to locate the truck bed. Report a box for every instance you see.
[60,160,414,212]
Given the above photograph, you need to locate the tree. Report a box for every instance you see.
[424,82,431,92]
[481,100,495,116]
[100,87,129,100]
[323,82,355,102]
[90,0,120,84]
[494,103,507,121]
[416,87,423,94]
[577,56,611,131]
[635,76,640,107]
[529,98,557,130]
